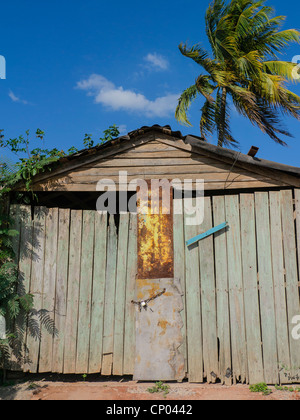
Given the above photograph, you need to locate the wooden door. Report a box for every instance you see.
[133,181,185,381]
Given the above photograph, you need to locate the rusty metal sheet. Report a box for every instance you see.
[133,278,185,381]
[137,181,174,279]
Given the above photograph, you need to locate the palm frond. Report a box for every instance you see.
[175,84,199,126]
[205,0,229,59]
[263,60,300,82]
[215,89,238,147]
[200,100,216,139]
[195,75,216,102]
[178,43,221,77]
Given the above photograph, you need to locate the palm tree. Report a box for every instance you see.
[175,0,300,147]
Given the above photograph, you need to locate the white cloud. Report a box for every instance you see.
[144,53,169,71]
[76,74,179,118]
[8,90,28,105]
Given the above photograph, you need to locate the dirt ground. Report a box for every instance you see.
[0,376,300,400]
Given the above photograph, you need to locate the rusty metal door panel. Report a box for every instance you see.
[137,182,174,279]
[133,278,185,381]
[137,213,174,279]
[134,180,184,381]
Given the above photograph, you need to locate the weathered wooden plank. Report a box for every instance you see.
[295,189,300,279]
[52,208,70,373]
[184,198,203,383]
[25,207,47,373]
[6,205,22,371]
[91,157,224,168]
[80,161,256,174]
[225,195,248,384]
[68,167,270,180]
[128,140,178,152]
[212,196,232,385]
[110,150,203,159]
[198,197,219,383]
[75,211,95,374]
[269,191,291,384]
[113,213,130,376]
[63,210,82,374]
[240,194,264,384]
[101,215,118,375]
[255,192,278,384]
[123,213,138,375]
[173,197,187,375]
[39,208,58,373]
[281,190,300,381]
[32,179,284,193]
[88,211,108,374]
[15,206,33,371]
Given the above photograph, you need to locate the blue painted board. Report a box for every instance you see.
[186,222,228,247]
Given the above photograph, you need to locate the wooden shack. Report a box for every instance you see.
[5,124,300,384]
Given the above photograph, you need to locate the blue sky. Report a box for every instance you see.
[1,0,300,166]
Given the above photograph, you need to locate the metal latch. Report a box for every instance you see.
[131,288,166,312]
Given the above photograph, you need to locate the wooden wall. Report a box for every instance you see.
[7,205,137,375]
[175,188,300,384]
[6,188,300,384]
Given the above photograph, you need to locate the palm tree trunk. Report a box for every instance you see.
[218,87,227,147]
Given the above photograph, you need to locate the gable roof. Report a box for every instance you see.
[17,124,300,192]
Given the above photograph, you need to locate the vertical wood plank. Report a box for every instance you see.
[113,213,130,376]
[18,206,33,370]
[52,208,70,373]
[63,210,82,374]
[281,189,300,381]
[240,194,264,384]
[295,189,300,279]
[39,208,58,373]
[269,191,291,384]
[255,192,278,384]
[88,211,108,374]
[123,213,138,375]
[101,214,117,375]
[184,197,203,383]
[198,197,218,383]
[7,205,22,370]
[25,207,46,373]
[212,196,232,385]
[173,197,187,375]
[225,195,248,384]
[75,210,95,374]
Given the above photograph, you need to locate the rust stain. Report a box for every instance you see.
[136,279,161,300]
[157,319,171,336]
[137,180,174,279]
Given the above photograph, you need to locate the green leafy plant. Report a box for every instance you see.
[176,0,300,147]
[249,382,272,396]
[0,124,120,371]
[0,213,34,365]
[0,125,120,195]
[147,381,170,398]
[275,385,300,392]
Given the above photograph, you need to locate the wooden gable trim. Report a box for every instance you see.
[154,135,300,188]
[20,128,300,192]
[30,132,156,185]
